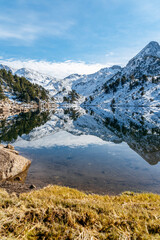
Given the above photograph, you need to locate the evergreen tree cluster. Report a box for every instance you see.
[0,69,49,103]
[0,82,6,100]
[63,108,81,121]
[104,74,159,95]
[63,90,79,103]
[104,77,122,94]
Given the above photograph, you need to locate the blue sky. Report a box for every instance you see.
[0,0,160,77]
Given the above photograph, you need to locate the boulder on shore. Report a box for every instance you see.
[0,144,31,180]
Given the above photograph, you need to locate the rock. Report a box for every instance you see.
[0,145,31,181]
[121,191,135,196]
[10,150,19,155]
[14,176,22,181]
[29,184,36,189]
[5,144,14,150]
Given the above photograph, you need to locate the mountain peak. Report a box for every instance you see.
[126,41,160,71]
[134,41,160,60]
[146,41,159,47]
[142,41,160,54]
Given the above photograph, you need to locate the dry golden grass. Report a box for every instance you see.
[0,185,160,239]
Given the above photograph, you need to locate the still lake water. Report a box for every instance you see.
[0,106,160,195]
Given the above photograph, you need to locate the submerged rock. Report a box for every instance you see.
[0,145,31,180]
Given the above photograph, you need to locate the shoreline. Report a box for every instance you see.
[0,99,38,120]
[0,99,56,120]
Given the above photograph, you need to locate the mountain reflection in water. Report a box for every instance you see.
[0,106,160,194]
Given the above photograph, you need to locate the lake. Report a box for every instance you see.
[0,106,160,195]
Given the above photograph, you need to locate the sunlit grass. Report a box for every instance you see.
[0,185,160,239]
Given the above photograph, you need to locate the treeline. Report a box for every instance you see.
[0,69,49,102]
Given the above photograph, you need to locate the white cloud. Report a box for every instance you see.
[0,59,109,78]
[0,20,74,43]
[0,25,38,41]
[0,4,75,43]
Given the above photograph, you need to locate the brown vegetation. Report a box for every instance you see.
[0,185,160,239]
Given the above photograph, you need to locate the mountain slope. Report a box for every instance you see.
[0,68,49,102]
[124,41,160,77]
[15,68,58,96]
[86,41,160,106]
[14,66,122,104]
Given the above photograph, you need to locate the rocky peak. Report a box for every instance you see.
[123,41,160,77]
[135,41,160,59]
[127,41,160,66]
[110,65,122,70]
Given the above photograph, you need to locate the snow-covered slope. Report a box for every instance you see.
[14,66,122,103]
[87,41,160,106]
[72,65,121,96]
[124,41,160,77]
[15,68,59,96]
[15,69,84,103]
[90,75,160,107]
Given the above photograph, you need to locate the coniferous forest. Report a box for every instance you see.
[0,69,49,102]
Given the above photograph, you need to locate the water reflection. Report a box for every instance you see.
[7,165,30,183]
[1,106,160,194]
[1,106,160,164]
[0,110,51,143]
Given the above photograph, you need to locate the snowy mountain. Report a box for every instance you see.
[0,41,160,106]
[13,65,121,103]
[14,41,160,106]
[86,41,160,106]
[15,68,59,96]
[14,65,121,103]
[72,65,122,97]
[124,41,160,77]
